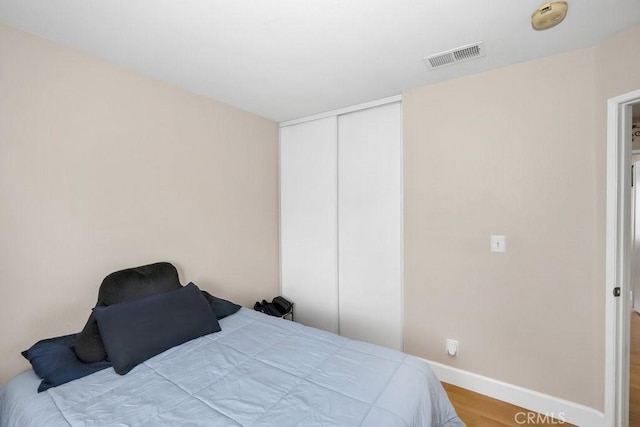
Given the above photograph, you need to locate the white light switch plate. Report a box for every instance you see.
[490,235,506,253]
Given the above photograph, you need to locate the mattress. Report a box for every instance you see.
[0,308,463,426]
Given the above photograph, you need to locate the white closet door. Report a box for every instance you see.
[280,117,339,333]
[338,103,403,350]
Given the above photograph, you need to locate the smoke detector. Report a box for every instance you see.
[423,42,485,71]
[531,2,568,31]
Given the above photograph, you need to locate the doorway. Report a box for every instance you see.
[629,105,640,426]
[606,89,640,427]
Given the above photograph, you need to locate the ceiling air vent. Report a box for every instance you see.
[423,42,485,71]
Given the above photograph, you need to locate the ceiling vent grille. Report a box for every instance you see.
[423,42,485,71]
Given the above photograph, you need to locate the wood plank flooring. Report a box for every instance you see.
[440,312,640,425]
[442,383,574,426]
[630,311,640,426]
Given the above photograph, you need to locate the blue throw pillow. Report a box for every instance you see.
[22,334,111,392]
[199,286,241,319]
[94,282,221,375]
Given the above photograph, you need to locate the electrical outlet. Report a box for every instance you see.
[446,339,458,357]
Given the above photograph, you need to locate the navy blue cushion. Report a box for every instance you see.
[200,286,241,319]
[22,334,111,392]
[75,262,182,363]
[94,283,220,375]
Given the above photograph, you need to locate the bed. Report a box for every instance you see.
[0,307,463,426]
[1,262,463,426]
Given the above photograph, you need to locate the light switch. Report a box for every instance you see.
[490,235,506,253]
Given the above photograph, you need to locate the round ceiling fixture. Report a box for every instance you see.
[531,2,568,31]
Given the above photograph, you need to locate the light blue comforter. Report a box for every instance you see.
[0,308,463,426]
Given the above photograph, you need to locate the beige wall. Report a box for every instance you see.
[0,24,280,386]
[403,25,640,410]
[2,16,639,412]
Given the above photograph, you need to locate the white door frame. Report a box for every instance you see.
[605,89,640,427]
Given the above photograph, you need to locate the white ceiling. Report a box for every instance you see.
[1,1,639,122]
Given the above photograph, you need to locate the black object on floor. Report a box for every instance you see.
[254,296,294,319]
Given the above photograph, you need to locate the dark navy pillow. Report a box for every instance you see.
[94,283,220,375]
[22,334,111,392]
[75,262,182,363]
[199,286,241,319]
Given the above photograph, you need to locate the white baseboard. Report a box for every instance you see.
[423,358,604,426]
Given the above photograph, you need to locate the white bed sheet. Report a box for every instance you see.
[0,308,463,426]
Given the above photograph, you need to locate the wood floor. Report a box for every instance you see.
[442,383,574,426]
[440,313,640,426]
[630,311,640,426]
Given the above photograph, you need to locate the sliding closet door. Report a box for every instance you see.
[280,117,339,334]
[338,103,403,350]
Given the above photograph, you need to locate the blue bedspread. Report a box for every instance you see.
[0,308,464,426]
